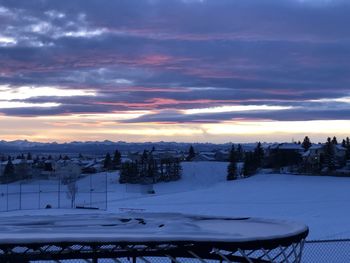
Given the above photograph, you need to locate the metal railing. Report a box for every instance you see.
[24,239,350,262]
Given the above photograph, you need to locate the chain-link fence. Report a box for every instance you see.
[303,239,350,262]
[0,173,108,211]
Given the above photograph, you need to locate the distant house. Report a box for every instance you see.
[303,144,324,168]
[127,152,143,163]
[335,145,347,163]
[303,144,347,172]
[151,150,185,161]
[127,150,184,163]
[192,152,216,162]
[82,160,103,174]
[266,143,304,170]
[214,150,230,162]
[336,160,350,176]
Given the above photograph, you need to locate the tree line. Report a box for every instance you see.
[119,150,182,184]
[226,136,350,180]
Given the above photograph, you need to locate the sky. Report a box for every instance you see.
[0,0,350,143]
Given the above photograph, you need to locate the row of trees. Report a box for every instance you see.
[103,150,122,170]
[119,151,181,184]
[227,142,264,180]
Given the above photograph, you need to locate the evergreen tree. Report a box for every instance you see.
[346,137,350,160]
[243,152,256,177]
[173,159,182,180]
[331,136,338,145]
[186,145,195,161]
[119,162,138,183]
[141,150,148,163]
[4,157,15,178]
[146,156,157,182]
[227,145,237,180]
[302,136,312,151]
[26,152,32,160]
[236,144,244,161]
[342,139,346,148]
[325,137,336,171]
[103,153,112,170]
[16,154,24,159]
[227,162,237,180]
[112,149,122,169]
[253,142,264,168]
[229,145,236,163]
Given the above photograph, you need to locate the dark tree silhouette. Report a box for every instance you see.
[236,144,244,161]
[4,157,15,178]
[331,136,338,145]
[253,142,264,168]
[113,149,122,169]
[324,137,336,171]
[342,139,346,148]
[243,152,256,177]
[186,145,195,161]
[302,136,312,151]
[346,137,350,160]
[103,153,112,170]
[227,145,237,180]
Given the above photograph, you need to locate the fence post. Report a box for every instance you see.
[38,180,41,209]
[90,174,92,207]
[6,182,8,212]
[105,172,108,210]
[58,173,61,208]
[19,183,22,210]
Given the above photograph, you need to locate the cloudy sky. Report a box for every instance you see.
[0,0,349,143]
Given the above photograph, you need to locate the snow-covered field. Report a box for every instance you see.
[1,161,349,262]
[1,161,349,241]
[106,162,350,240]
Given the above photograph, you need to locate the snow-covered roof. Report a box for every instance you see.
[277,143,303,150]
[302,150,310,157]
[336,145,346,151]
[0,213,308,244]
[199,151,216,156]
[83,161,96,168]
[309,144,323,150]
[12,159,25,165]
[217,149,229,154]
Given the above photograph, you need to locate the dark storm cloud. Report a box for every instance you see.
[0,0,349,122]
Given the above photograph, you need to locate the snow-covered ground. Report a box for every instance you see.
[105,162,350,240]
[1,161,349,240]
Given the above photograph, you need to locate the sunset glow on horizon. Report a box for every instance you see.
[0,0,349,143]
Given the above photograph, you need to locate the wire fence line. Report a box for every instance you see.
[0,173,108,211]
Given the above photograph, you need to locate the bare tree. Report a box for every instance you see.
[66,181,78,208]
